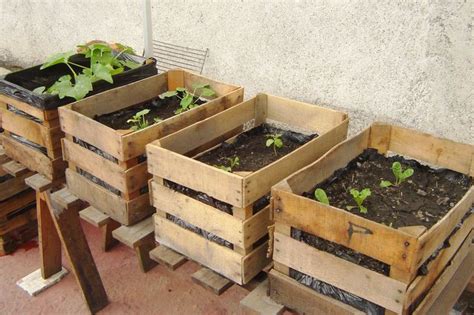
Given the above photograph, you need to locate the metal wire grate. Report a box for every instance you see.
[152,40,209,74]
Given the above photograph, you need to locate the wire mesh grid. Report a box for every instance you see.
[152,40,209,74]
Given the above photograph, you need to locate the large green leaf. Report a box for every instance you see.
[40,51,75,70]
[91,63,114,83]
[180,93,193,109]
[70,74,93,100]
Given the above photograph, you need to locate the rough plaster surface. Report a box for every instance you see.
[0,0,472,143]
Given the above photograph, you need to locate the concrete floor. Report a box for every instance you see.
[0,221,253,315]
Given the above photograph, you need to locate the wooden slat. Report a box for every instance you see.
[242,206,271,248]
[0,94,58,121]
[112,217,154,248]
[0,170,34,201]
[0,206,36,234]
[1,108,48,147]
[389,124,474,176]
[183,70,240,97]
[62,138,148,194]
[244,119,348,205]
[79,206,111,228]
[65,169,153,226]
[2,160,29,176]
[273,189,418,273]
[273,232,406,313]
[0,189,35,218]
[149,245,187,270]
[25,173,53,192]
[191,267,233,295]
[147,147,244,207]
[368,122,392,154]
[1,134,66,180]
[242,241,272,284]
[154,214,243,284]
[268,269,364,315]
[240,279,285,315]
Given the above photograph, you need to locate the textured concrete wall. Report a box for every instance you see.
[1,0,472,143]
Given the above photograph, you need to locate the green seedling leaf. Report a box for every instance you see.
[176,87,186,92]
[119,59,140,69]
[382,161,414,186]
[127,109,150,131]
[266,134,284,155]
[392,162,402,179]
[274,137,283,148]
[199,87,216,97]
[69,74,93,100]
[180,93,193,108]
[33,86,46,94]
[153,117,162,123]
[40,51,75,70]
[266,139,274,147]
[349,188,371,214]
[160,90,178,99]
[192,83,210,90]
[91,63,114,83]
[380,180,393,188]
[314,188,330,205]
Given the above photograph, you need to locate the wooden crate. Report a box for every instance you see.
[271,123,474,314]
[147,93,349,284]
[59,70,243,225]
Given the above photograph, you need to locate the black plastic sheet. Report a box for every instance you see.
[0,54,157,110]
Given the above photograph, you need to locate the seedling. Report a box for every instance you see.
[314,188,330,205]
[347,188,371,214]
[33,42,140,101]
[266,134,283,155]
[214,156,240,173]
[380,161,414,188]
[160,83,215,114]
[127,109,150,131]
[153,117,162,123]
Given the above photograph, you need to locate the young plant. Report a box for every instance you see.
[127,109,150,131]
[380,161,414,188]
[214,156,240,173]
[347,188,371,214]
[33,42,140,101]
[314,188,330,205]
[160,83,216,114]
[266,134,283,155]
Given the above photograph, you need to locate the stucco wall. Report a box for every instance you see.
[1,0,472,143]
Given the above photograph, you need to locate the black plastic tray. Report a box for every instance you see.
[0,54,157,110]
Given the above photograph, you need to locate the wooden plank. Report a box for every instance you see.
[183,70,241,97]
[2,160,29,176]
[413,239,473,314]
[368,122,392,154]
[79,206,111,228]
[134,234,157,272]
[43,192,108,314]
[389,125,474,176]
[147,147,244,207]
[0,94,58,121]
[37,192,62,279]
[240,279,285,315]
[25,174,53,192]
[244,119,348,205]
[1,134,67,180]
[101,220,120,252]
[154,214,243,284]
[268,269,364,315]
[167,69,184,90]
[406,216,474,307]
[62,138,149,193]
[0,189,35,218]
[1,108,48,147]
[242,241,272,284]
[273,232,406,313]
[191,267,233,295]
[51,188,82,210]
[0,170,32,201]
[149,245,187,270]
[416,187,473,269]
[0,145,9,165]
[0,206,36,234]
[66,169,153,225]
[265,94,348,134]
[112,217,154,248]
[273,189,418,273]
[242,206,271,248]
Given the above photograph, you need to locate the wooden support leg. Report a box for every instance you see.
[44,192,108,314]
[135,234,157,273]
[38,192,62,279]
[101,221,120,252]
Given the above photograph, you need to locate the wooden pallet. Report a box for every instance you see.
[59,69,243,226]
[0,95,66,181]
[270,123,474,314]
[147,93,349,286]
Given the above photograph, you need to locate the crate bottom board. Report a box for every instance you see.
[154,214,270,285]
[0,221,38,255]
[0,189,36,218]
[0,206,37,235]
[1,134,66,181]
[0,172,35,204]
[66,168,153,226]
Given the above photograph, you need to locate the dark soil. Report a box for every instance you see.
[94,93,205,130]
[304,148,472,229]
[196,124,316,172]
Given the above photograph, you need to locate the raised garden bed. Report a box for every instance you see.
[271,123,474,314]
[0,51,156,180]
[59,69,243,225]
[147,93,348,284]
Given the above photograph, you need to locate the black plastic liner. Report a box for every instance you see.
[0,54,157,110]
[10,132,47,155]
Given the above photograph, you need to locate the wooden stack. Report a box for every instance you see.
[269,123,474,314]
[0,148,36,255]
[147,94,348,287]
[58,69,243,225]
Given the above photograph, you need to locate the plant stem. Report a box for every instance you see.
[68,62,88,69]
[273,144,277,156]
[66,63,78,78]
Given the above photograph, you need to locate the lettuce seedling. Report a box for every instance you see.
[214,156,240,173]
[380,161,414,188]
[160,83,215,114]
[347,188,371,214]
[314,188,330,205]
[33,42,140,101]
[127,109,150,131]
[266,134,283,155]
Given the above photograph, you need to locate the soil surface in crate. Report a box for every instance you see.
[304,148,472,229]
[196,124,316,172]
[94,93,206,130]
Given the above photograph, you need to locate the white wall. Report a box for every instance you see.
[1,0,472,143]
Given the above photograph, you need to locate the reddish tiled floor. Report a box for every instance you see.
[0,221,250,314]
